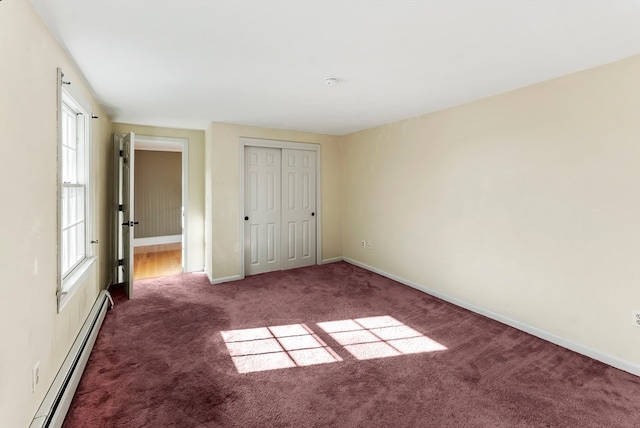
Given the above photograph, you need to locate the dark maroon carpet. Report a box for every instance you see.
[63,262,640,427]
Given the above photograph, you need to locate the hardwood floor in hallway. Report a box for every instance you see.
[134,248,182,280]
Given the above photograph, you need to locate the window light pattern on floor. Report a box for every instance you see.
[221,323,342,373]
[317,316,446,360]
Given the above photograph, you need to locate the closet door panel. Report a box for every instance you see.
[244,146,281,275]
[281,149,316,270]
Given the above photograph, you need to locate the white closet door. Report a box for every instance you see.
[244,147,281,275]
[281,149,316,270]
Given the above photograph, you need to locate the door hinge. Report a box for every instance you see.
[119,150,123,157]
[118,204,124,211]
[118,259,124,266]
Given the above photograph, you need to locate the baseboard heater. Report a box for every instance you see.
[30,290,114,428]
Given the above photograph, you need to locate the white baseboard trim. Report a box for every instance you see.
[343,257,640,377]
[134,235,182,247]
[30,290,112,428]
[322,257,344,264]
[211,274,243,285]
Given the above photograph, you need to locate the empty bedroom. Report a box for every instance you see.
[0,1,639,427]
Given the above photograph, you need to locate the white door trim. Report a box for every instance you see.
[239,137,322,280]
[135,135,190,272]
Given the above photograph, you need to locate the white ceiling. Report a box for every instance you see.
[32,0,640,135]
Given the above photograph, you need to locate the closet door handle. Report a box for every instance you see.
[244,216,249,221]
[311,212,315,216]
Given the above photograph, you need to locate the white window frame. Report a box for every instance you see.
[57,69,96,312]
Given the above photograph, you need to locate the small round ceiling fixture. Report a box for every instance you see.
[324,77,339,87]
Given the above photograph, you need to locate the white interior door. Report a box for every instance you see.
[281,149,316,270]
[115,132,136,298]
[244,147,281,275]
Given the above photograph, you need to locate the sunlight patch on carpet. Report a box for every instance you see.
[317,316,447,360]
[221,323,342,373]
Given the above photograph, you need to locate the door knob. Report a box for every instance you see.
[311,212,315,216]
[244,216,249,221]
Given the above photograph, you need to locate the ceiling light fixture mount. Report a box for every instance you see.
[324,77,339,87]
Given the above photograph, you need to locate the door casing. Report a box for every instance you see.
[239,137,322,280]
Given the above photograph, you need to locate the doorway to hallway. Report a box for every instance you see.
[114,133,189,295]
[133,144,184,280]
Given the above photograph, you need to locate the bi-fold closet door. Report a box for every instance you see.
[244,146,317,276]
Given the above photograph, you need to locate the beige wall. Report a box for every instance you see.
[206,123,343,280]
[1,6,636,428]
[342,55,640,367]
[134,150,182,238]
[0,1,113,427]
[112,123,205,272]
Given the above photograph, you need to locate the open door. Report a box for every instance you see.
[114,132,136,298]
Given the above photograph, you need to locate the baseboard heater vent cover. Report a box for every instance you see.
[30,290,113,428]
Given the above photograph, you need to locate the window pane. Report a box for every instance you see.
[76,221,85,260]
[69,225,76,270]
[61,186,67,228]
[62,106,78,184]
[62,229,69,273]
[77,187,85,223]
[62,146,69,183]
[76,116,85,182]
[62,107,68,145]
[69,186,77,225]
[65,110,76,150]
[68,149,77,184]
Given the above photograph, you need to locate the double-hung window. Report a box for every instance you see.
[61,94,87,275]
[57,69,94,310]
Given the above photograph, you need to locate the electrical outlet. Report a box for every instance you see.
[32,362,40,393]
[633,310,640,328]
[367,241,372,250]
[361,240,366,248]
